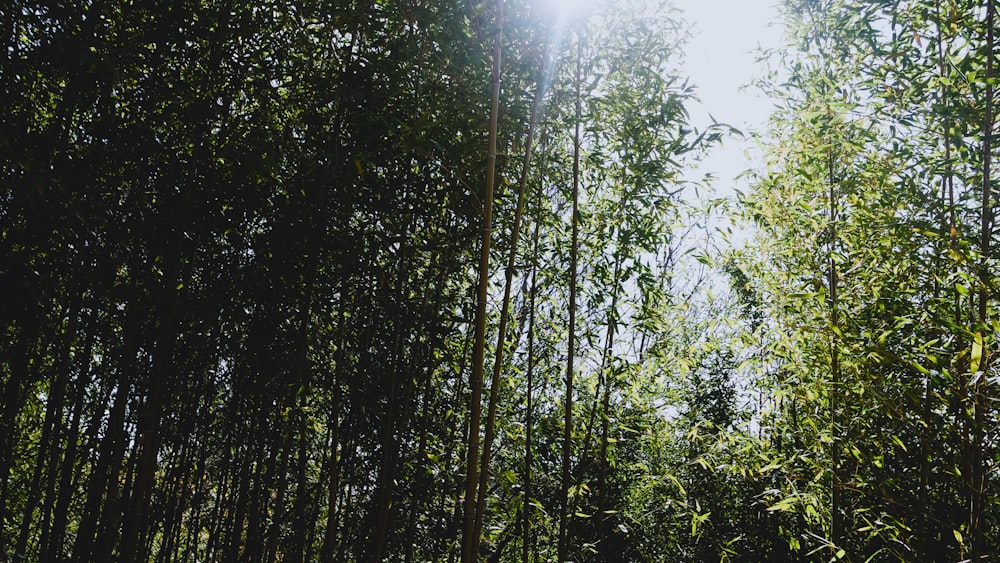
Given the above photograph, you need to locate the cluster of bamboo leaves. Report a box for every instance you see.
[738,0,999,559]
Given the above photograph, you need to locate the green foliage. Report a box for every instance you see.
[11,0,998,561]
[0,0,730,561]
[736,0,1000,559]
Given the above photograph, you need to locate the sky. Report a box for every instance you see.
[671,0,786,198]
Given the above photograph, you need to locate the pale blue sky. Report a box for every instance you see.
[539,0,785,198]
[674,0,785,195]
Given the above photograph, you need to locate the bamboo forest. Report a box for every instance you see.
[5,0,1000,560]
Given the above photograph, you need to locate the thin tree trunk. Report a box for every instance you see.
[462,0,504,559]
[444,321,474,560]
[827,144,842,551]
[475,50,547,546]
[289,398,311,563]
[247,427,281,562]
[320,294,347,562]
[15,297,78,558]
[971,0,995,557]
[72,297,142,562]
[0,334,32,557]
[817,4,842,548]
[265,415,293,563]
[266,269,316,563]
[225,422,261,561]
[578,183,627,473]
[522,165,544,563]
[208,415,238,560]
[369,253,422,561]
[45,327,92,561]
[182,428,212,562]
[335,433,357,563]
[157,436,191,563]
[596,245,625,532]
[120,251,182,562]
[558,33,583,563]
[927,5,954,553]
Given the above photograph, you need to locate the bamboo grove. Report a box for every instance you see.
[2,0,1000,561]
[739,0,1000,559]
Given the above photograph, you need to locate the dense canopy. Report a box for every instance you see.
[2,0,999,561]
